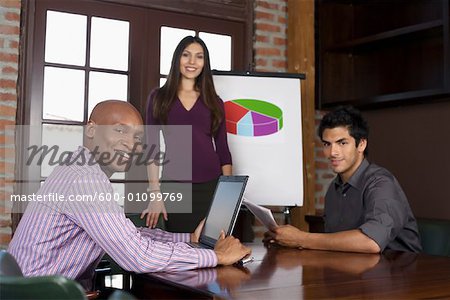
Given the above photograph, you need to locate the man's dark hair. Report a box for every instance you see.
[318,106,369,156]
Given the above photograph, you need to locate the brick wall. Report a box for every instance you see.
[252,0,288,239]
[0,0,20,249]
[254,0,287,72]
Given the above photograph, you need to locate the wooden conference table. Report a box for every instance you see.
[99,244,450,299]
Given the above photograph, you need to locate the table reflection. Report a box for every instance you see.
[102,245,437,299]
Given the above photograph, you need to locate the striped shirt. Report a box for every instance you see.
[8,147,217,282]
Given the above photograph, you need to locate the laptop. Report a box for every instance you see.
[188,175,249,249]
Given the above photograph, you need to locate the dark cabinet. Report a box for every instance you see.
[316,0,450,108]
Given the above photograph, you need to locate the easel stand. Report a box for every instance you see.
[283,206,292,224]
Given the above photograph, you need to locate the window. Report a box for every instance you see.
[43,11,130,123]
[39,8,132,200]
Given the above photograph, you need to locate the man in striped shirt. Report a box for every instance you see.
[8,100,251,289]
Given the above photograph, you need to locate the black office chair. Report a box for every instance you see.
[1,275,88,300]
[0,250,23,276]
[417,218,450,257]
[0,250,136,300]
[0,250,87,299]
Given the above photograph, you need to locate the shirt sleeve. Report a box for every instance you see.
[358,174,408,251]
[66,175,218,273]
[213,98,232,166]
[138,227,190,243]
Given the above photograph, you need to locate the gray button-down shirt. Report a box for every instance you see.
[324,159,422,252]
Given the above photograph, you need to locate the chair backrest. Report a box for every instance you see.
[0,250,87,299]
[0,250,23,276]
[0,250,135,299]
[0,275,87,300]
[417,218,450,257]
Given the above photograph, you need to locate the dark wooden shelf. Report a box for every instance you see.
[321,88,450,108]
[316,0,449,109]
[327,20,443,51]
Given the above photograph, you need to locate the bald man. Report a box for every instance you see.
[8,100,250,290]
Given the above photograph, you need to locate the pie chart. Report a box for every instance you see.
[224,99,283,136]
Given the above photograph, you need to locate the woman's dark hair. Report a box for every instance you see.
[318,106,369,156]
[152,36,223,135]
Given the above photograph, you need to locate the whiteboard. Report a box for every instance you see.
[213,73,303,206]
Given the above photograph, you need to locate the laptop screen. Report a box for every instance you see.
[200,176,248,247]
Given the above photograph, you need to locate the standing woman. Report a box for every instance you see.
[141,36,232,232]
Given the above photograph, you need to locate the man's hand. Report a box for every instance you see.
[190,219,205,243]
[214,232,251,265]
[263,225,306,248]
[140,197,168,228]
[264,226,382,253]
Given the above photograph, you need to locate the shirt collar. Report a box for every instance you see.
[73,146,104,173]
[75,146,92,161]
[333,158,370,190]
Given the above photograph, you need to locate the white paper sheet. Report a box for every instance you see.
[243,198,278,230]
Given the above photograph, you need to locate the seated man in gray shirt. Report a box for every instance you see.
[264,106,421,253]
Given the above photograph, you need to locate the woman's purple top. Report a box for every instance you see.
[145,89,232,183]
